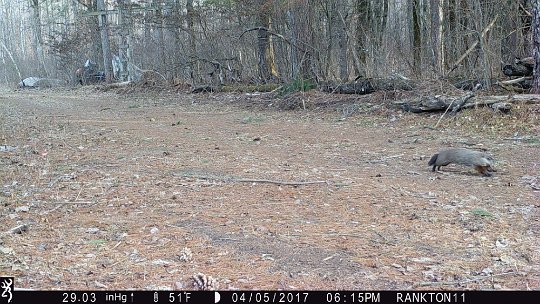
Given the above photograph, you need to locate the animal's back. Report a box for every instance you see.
[437,148,489,165]
[429,148,494,176]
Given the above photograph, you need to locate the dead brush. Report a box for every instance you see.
[444,103,539,136]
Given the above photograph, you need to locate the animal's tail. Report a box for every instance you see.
[428,154,438,166]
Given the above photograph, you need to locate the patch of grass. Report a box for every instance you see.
[241,114,265,124]
[523,137,540,145]
[335,182,351,188]
[87,239,107,246]
[278,77,316,97]
[354,118,376,127]
[336,141,353,148]
[471,208,492,217]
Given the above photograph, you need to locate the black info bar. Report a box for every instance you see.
[3,290,539,304]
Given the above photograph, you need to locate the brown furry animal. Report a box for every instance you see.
[428,148,494,177]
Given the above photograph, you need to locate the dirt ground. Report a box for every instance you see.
[0,86,539,291]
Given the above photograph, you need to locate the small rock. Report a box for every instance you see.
[150,227,159,234]
[86,228,100,234]
[410,257,434,264]
[500,255,515,264]
[174,281,184,290]
[254,225,268,233]
[481,267,493,275]
[15,206,29,212]
[496,238,509,248]
[0,247,14,254]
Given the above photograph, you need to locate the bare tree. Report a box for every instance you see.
[96,0,112,82]
[186,0,196,82]
[430,0,444,76]
[336,0,348,81]
[28,0,45,74]
[532,0,540,92]
[412,0,422,77]
[253,0,278,82]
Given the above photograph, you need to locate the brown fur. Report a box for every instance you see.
[428,148,494,177]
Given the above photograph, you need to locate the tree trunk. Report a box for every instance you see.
[96,0,112,82]
[471,0,492,89]
[257,25,270,81]
[186,0,196,82]
[325,1,335,79]
[354,0,370,77]
[430,0,444,75]
[117,0,133,82]
[287,9,299,79]
[29,0,46,74]
[256,0,276,82]
[412,0,422,77]
[533,0,540,93]
[522,0,533,57]
[336,0,348,82]
[369,0,388,71]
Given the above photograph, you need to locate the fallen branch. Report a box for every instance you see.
[280,232,366,238]
[100,81,132,90]
[175,173,328,186]
[55,201,95,204]
[234,178,328,186]
[5,224,28,234]
[498,76,532,85]
[433,97,457,128]
[413,271,517,287]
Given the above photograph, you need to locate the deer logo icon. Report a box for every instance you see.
[1,278,13,303]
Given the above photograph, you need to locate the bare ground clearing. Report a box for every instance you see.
[0,87,539,290]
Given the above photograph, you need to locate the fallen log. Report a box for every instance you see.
[320,80,375,94]
[395,94,540,113]
[452,78,498,91]
[320,77,418,95]
[495,76,532,92]
[191,85,216,93]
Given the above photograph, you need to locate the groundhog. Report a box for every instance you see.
[428,148,494,177]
